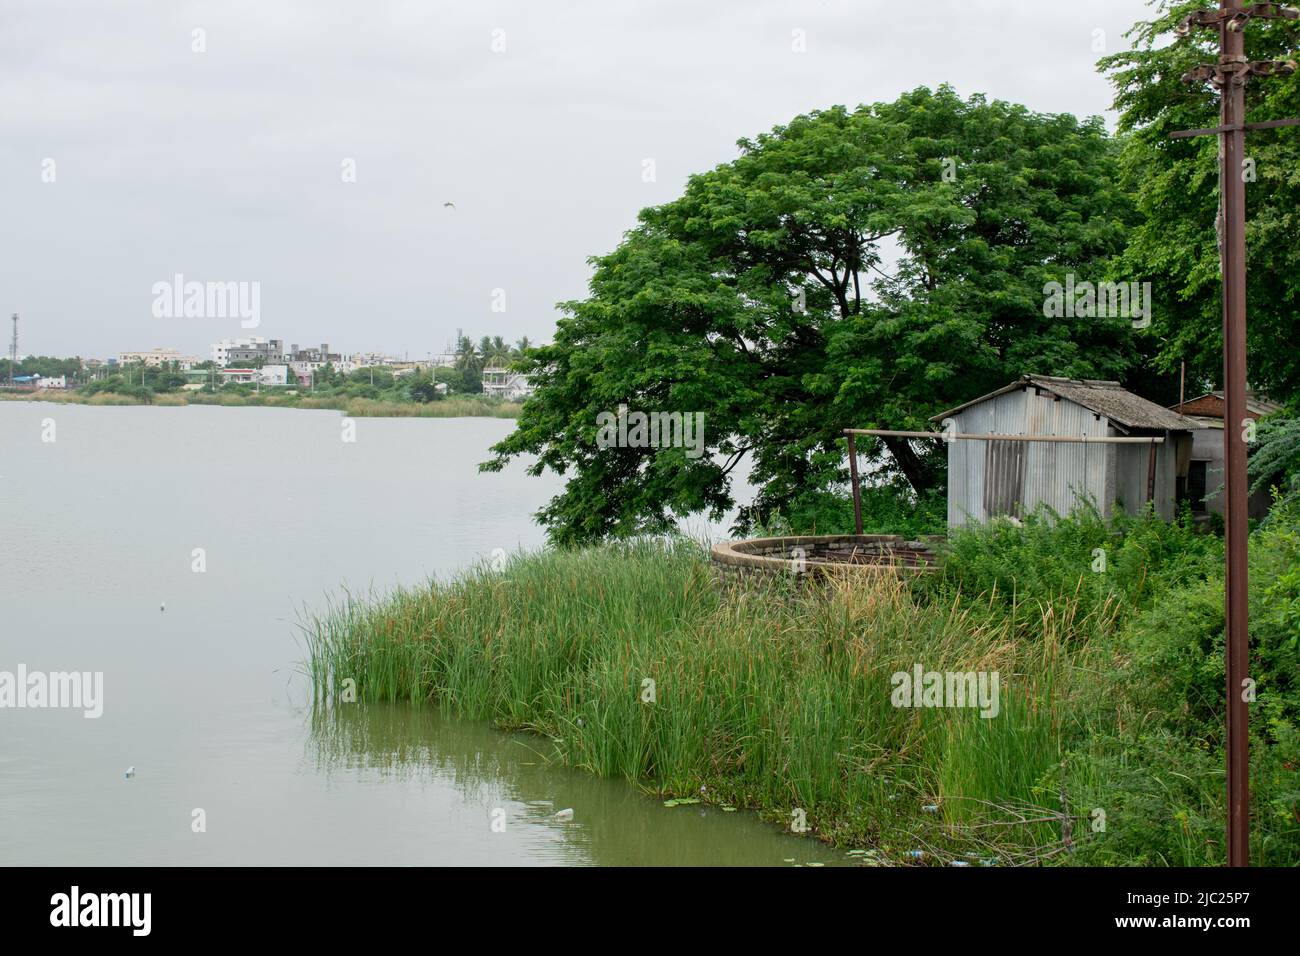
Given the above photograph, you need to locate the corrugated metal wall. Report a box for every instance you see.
[1114,437,1178,520]
[945,385,1114,527]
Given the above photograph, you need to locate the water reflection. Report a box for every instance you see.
[308,702,849,867]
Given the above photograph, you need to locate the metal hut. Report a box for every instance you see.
[930,374,1202,527]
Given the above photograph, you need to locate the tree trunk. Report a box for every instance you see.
[881,436,935,497]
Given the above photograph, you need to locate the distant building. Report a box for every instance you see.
[184,368,214,385]
[1170,391,1282,519]
[37,375,68,389]
[287,342,341,365]
[219,368,259,385]
[353,351,402,367]
[211,336,280,367]
[258,364,289,386]
[481,363,533,401]
[225,339,285,366]
[288,343,356,376]
[119,347,200,368]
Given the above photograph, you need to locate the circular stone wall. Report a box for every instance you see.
[710,534,942,586]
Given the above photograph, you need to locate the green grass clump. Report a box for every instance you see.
[305,537,1095,864]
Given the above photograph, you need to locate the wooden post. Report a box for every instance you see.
[847,433,863,535]
[1146,440,1158,505]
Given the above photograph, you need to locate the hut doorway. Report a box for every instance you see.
[983,439,1026,519]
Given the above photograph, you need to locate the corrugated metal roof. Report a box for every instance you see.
[932,374,1202,432]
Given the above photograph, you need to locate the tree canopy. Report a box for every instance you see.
[484,86,1141,545]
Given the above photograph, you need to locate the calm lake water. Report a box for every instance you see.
[0,402,845,866]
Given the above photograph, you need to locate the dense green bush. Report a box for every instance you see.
[942,503,1218,609]
[1061,499,1298,864]
[1125,498,1300,741]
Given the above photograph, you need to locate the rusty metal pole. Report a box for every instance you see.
[1168,0,1300,866]
[847,433,863,534]
[1219,0,1251,868]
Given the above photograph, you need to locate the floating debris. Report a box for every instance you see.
[950,860,970,867]
[662,797,702,808]
[922,804,940,813]
[905,850,924,859]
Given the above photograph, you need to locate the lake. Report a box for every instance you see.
[0,402,846,866]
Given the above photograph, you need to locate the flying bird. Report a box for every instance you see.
[443,201,456,210]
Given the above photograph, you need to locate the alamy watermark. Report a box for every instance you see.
[151,273,260,328]
[0,665,103,718]
[890,664,1000,718]
[1042,274,1150,329]
[50,886,150,936]
[595,404,705,459]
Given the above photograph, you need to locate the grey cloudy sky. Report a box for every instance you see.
[1,0,1159,360]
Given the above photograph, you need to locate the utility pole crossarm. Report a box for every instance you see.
[1177,2,1298,34]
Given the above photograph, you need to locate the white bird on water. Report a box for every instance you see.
[124,766,135,779]
[160,602,165,612]
[553,808,574,822]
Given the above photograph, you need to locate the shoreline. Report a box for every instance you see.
[0,389,522,419]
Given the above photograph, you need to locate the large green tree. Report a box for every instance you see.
[484,86,1139,545]
[1099,0,1300,401]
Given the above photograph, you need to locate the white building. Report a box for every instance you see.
[290,357,356,378]
[481,364,533,401]
[258,364,289,386]
[219,368,259,384]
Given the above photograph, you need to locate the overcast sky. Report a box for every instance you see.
[1,0,1160,360]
